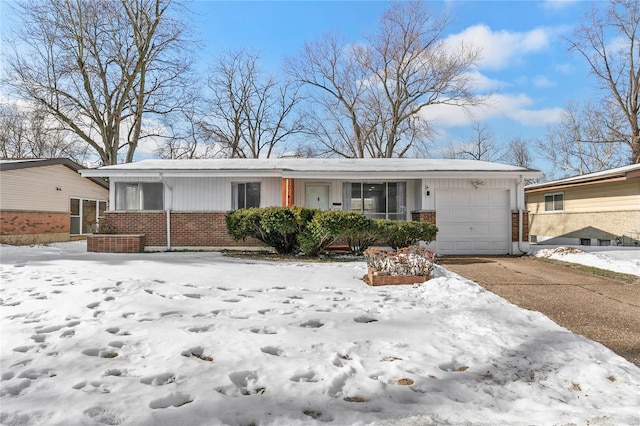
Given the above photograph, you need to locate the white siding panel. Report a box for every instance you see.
[1,165,108,212]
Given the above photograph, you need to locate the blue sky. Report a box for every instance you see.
[1,0,600,173]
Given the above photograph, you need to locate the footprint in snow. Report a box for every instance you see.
[187,325,211,333]
[83,406,124,425]
[354,316,378,323]
[303,409,334,423]
[181,346,213,361]
[247,326,278,335]
[140,372,176,386]
[73,380,111,394]
[149,392,193,409]
[183,293,201,299]
[260,346,284,356]
[299,319,324,328]
[87,302,100,309]
[217,371,265,396]
[82,348,118,358]
[290,370,321,383]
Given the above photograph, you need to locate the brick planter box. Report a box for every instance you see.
[87,234,145,253]
[367,268,430,286]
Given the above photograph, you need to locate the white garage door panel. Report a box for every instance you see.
[436,190,510,255]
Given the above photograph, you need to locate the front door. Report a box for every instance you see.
[306,184,330,210]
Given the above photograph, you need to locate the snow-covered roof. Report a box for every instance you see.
[526,163,640,191]
[81,158,540,179]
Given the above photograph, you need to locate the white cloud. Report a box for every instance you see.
[444,25,553,70]
[509,108,564,126]
[543,0,580,11]
[423,93,533,127]
[532,75,557,88]
[554,63,573,74]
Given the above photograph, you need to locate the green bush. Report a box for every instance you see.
[298,210,377,256]
[225,206,318,254]
[377,220,438,250]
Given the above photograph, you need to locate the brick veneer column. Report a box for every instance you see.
[512,211,529,242]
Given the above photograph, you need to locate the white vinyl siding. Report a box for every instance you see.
[109,177,281,211]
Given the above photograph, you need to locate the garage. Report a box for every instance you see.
[436,190,510,255]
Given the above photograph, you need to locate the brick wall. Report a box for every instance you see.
[101,211,264,249]
[87,235,145,253]
[411,210,436,225]
[511,211,529,242]
[0,210,70,244]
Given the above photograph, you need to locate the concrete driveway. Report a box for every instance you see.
[439,256,640,367]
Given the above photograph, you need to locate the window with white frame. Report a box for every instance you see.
[544,192,564,212]
[232,182,261,209]
[115,182,164,210]
[70,198,107,234]
[342,182,406,220]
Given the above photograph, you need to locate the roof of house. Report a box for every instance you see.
[525,163,640,192]
[0,158,109,189]
[81,158,540,179]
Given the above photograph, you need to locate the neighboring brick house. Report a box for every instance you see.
[0,158,109,244]
[81,158,540,255]
[526,164,640,246]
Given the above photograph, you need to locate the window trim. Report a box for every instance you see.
[343,181,407,220]
[70,198,108,235]
[231,182,261,210]
[544,192,564,212]
[115,182,164,211]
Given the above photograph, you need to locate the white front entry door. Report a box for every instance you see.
[306,184,330,210]
[436,190,510,255]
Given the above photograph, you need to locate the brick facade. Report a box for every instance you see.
[101,211,264,249]
[511,211,529,243]
[0,210,70,244]
[87,235,145,253]
[411,210,436,224]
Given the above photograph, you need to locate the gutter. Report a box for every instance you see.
[517,175,526,254]
[159,174,173,251]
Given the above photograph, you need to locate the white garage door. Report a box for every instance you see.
[436,190,510,255]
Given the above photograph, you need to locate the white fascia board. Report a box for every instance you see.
[80,169,283,179]
[283,170,541,180]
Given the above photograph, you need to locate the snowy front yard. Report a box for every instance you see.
[1,242,639,426]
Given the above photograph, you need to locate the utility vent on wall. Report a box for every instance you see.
[529,235,537,243]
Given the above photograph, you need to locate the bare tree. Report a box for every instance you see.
[567,0,640,164]
[503,137,534,168]
[199,49,304,159]
[0,102,89,162]
[286,1,481,158]
[538,100,628,177]
[3,0,193,165]
[441,122,502,161]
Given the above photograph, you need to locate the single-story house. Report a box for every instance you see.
[0,158,109,244]
[525,164,640,246]
[80,158,539,255]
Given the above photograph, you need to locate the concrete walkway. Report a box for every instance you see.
[440,256,640,367]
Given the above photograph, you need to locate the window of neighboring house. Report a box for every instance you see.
[115,182,164,210]
[598,239,610,246]
[580,238,591,246]
[232,182,261,209]
[544,192,564,212]
[342,182,406,220]
[70,198,108,235]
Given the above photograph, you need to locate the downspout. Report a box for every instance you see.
[159,174,173,251]
[517,175,526,254]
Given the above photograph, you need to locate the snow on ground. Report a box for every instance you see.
[530,245,640,277]
[1,242,640,426]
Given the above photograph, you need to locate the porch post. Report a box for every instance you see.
[282,178,295,206]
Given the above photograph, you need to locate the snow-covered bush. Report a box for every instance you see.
[364,245,436,276]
